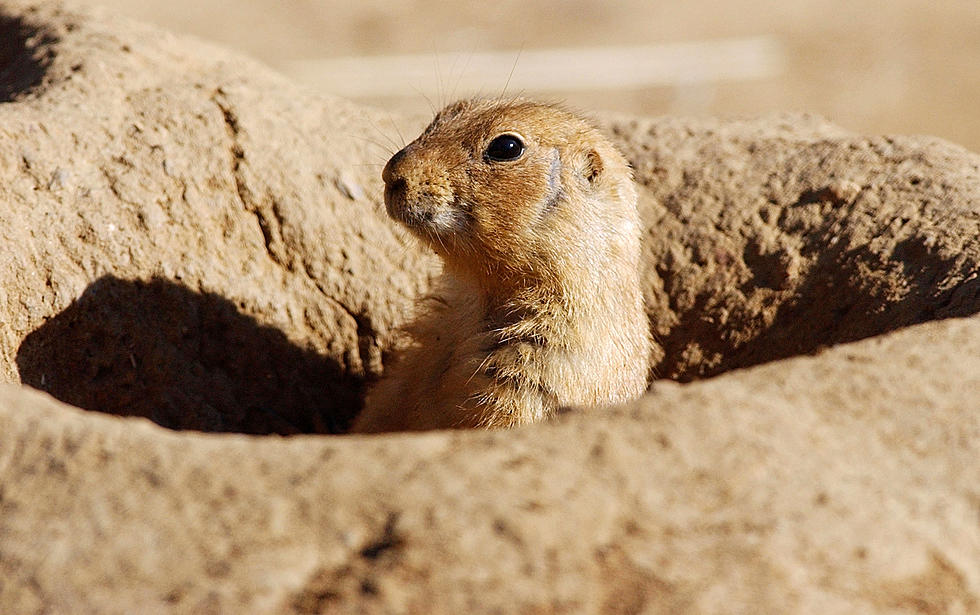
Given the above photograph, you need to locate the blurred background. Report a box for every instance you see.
[78,0,979,152]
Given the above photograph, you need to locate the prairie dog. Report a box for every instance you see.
[351,98,651,432]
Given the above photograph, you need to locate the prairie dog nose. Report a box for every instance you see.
[382,147,409,186]
[384,176,407,204]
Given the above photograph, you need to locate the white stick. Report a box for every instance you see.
[284,37,787,98]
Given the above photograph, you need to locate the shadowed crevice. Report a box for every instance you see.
[653,231,980,382]
[16,276,363,434]
[0,12,58,102]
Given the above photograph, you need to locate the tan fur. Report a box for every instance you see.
[351,98,651,432]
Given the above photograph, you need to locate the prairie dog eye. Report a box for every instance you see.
[484,133,525,162]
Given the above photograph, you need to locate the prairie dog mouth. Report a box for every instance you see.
[384,188,464,238]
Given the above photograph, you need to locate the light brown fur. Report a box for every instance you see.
[351,98,651,432]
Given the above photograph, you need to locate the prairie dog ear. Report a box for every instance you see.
[584,148,604,184]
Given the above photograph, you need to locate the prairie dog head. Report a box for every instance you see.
[382,98,640,285]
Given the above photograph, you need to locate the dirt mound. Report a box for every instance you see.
[614,114,980,379]
[1,1,978,613]
[0,0,438,434]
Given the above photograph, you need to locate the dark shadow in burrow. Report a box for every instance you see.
[17,276,363,435]
[0,12,57,102]
[653,227,980,383]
